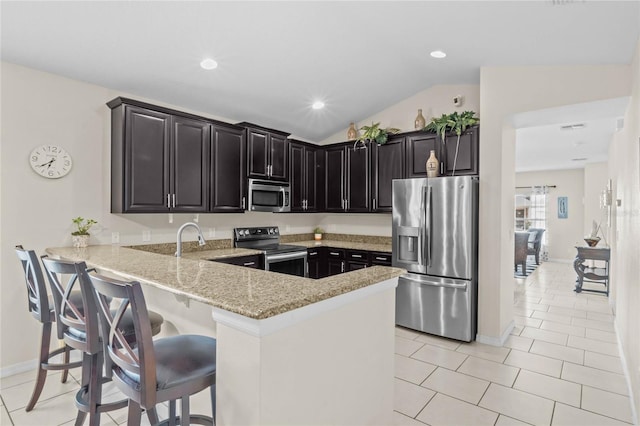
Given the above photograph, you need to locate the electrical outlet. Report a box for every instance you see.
[142,230,151,242]
[208,228,216,238]
[111,232,120,244]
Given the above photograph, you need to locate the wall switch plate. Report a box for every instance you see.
[208,228,216,238]
[142,230,151,242]
[111,232,120,244]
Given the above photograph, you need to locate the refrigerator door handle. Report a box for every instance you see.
[426,185,432,267]
[402,273,468,290]
[418,187,426,266]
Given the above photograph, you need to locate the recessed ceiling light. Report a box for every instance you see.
[200,58,218,70]
[430,50,447,59]
[312,101,325,110]
[560,123,585,130]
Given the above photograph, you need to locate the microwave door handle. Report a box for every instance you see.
[280,186,287,207]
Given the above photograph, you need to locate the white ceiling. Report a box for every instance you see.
[2,1,639,170]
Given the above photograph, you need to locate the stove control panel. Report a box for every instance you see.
[234,226,280,242]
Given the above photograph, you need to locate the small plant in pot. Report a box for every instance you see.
[354,122,400,150]
[313,227,325,241]
[71,216,97,248]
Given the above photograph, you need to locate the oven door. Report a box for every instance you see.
[248,179,291,212]
[266,251,308,277]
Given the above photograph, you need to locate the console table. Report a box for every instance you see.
[573,246,610,295]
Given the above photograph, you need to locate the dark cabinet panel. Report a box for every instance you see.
[346,147,370,212]
[290,141,325,212]
[212,254,263,269]
[406,133,440,178]
[346,261,368,271]
[242,123,289,182]
[211,126,246,212]
[172,116,210,212]
[327,259,345,276]
[121,106,172,212]
[372,136,405,212]
[307,247,326,279]
[325,145,346,212]
[443,127,479,176]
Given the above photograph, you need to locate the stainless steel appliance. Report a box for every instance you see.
[247,179,291,212]
[392,176,479,342]
[233,226,307,277]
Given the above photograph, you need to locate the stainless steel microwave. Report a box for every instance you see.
[247,179,291,212]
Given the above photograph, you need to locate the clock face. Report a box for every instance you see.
[29,145,73,178]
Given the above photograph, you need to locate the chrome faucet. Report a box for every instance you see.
[175,222,207,257]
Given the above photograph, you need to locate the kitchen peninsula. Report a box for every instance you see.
[46,245,404,425]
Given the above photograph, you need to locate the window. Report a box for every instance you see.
[515,186,548,246]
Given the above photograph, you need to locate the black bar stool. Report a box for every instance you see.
[14,246,83,412]
[85,271,217,426]
[41,256,164,426]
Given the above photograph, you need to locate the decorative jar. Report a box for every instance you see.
[426,150,439,178]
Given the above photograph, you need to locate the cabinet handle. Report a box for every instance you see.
[267,164,272,177]
[167,194,171,208]
[330,252,340,256]
[172,194,176,208]
[375,256,387,261]
[352,254,363,258]
[243,262,256,266]
[440,162,444,175]
[242,196,246,209]
[309,252,317,256]
[341,261,345,273]
[373,198,377,210]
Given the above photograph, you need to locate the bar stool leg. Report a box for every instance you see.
[61,344,71,383]
[181,395,190,426]
[127,400,142,426]
[26,322,52,412]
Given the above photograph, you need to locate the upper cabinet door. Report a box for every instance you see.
[372,136,405,212]
[171,116,210,212]
[211,125,246,212]
[247,129,269,179]
[305,146,324,212]
[325,145,346,212]
[269,134,288,181]
[346,146,370,212]
[405,133,441,178]
[443,127,479,176]
[289,142,305,212]
[122,106,171,213]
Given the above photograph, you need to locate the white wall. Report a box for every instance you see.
[607,39,640,423]
[321,85,480,145]
[583,162,610,243]
[515,169,585,262]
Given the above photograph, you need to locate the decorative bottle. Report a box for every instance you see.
[414,109,426,129]
[426,150,439,178]
[347,122,357,140]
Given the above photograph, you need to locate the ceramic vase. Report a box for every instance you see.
[414,109,426,129]
[314,233,323,241]
[426,150,439,178]
[347,122,357,140]
[72,234,89,248]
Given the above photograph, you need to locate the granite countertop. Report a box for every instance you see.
[289,239,392,253]
[46,245,404,320]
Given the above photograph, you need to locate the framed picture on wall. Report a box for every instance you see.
[558,196,568,219]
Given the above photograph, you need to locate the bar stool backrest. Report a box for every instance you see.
[15,246,51,324]
[84,273,158,408]
[41,257,101,355]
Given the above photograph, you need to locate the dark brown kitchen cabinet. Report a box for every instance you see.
[443,126,479,176]
[405,132,441,178]
[290,140,325,212]
[324,143,369,212]
[307,247,327,279]
[109,101,209,213]
[210,125,246,212]
[405,127,479,178]
[241,123,290,182]
[346,249,368,271]
[371,135,405,212]
[326,249,345,276]
[324,144,347,212]
[212,254,263,269]
[369,252,392,266]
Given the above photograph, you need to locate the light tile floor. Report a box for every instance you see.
[0,262,634,425]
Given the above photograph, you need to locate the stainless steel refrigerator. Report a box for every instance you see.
[392,176,479,342]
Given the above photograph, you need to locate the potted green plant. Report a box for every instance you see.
[354,122,400,150]
[424,111,479,175]
[71,216,97,248]
[313,227,325,241]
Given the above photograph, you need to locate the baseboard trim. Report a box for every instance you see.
[476,320,514,347]
[0,358,37,379]
[548,258,573,264]
[614,319,638,426]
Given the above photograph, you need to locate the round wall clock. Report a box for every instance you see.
[29,145,73,178]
